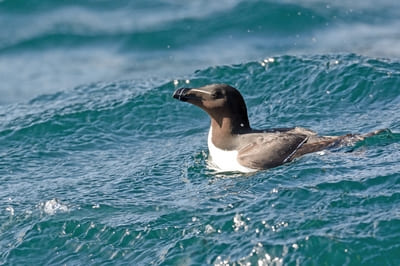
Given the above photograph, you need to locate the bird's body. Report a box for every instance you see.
[207,126,257,172]
[173,84,380,172]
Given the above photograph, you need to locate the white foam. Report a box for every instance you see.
[214,242,284,266]
[40,198,69,215]
[6,206,14,216]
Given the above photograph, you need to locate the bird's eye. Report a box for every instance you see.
[212,91,223,99]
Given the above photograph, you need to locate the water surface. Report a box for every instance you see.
[1,1,400,265]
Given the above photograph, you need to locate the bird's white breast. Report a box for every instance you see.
[207,127,257,173]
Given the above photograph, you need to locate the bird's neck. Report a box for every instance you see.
[210,117,250,150]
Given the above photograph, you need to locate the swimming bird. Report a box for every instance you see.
[173,84,380,172]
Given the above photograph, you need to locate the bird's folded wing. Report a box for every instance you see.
[237,133,308,169]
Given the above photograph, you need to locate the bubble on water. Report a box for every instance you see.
[261,57,275,67]
[214,256,229,266]
[205,224,216,234]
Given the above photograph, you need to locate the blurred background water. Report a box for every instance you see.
[1,0,400,265]
[1,0,400,104]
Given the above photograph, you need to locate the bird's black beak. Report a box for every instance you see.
[172,87,191,102]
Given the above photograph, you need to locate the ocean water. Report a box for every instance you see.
[1,0,400,265]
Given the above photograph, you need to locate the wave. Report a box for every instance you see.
[1,54,399,138]
[2,0,400,105]
[2,2,400,265]
[0,1,326,53]
[0,54,399,264]
[4,0,400,53]
[0,54,398,184]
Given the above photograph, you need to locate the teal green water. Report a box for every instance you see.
[1,1,400,265]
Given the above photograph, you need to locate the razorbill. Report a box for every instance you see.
[173,84,380,172]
